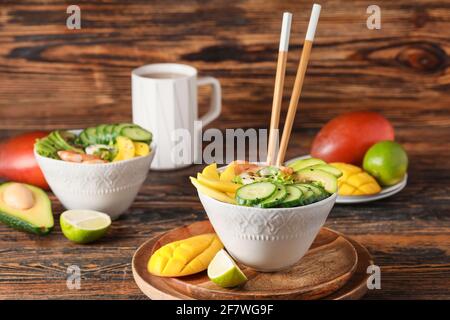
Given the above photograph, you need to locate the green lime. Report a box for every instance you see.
[60,210,111,244]
[207,249,247,288]
[363,141,408,186]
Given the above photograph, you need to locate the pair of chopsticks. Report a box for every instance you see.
[266,4,321,166]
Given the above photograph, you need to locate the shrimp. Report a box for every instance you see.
[57,150,105,163]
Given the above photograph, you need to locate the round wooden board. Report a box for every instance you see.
[132,221,372,300]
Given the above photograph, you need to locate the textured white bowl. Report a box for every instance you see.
[34,145,155,220]
[198,191,337,271]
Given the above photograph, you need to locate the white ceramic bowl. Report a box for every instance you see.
[34,145,155,220]
[198,191,337,272]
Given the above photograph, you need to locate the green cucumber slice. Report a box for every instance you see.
[121,126,152,142]
[279,185,303,208]
[104,124,116,144]
[84,127,98,145]
[79,131,90,146]
[113,123,133,139]
[236,182,276,206]
[296,183,327,202]
[96,124,108,144]
[257,184,287,208]
[293,184,315,205]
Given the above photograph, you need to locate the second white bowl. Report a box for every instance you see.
[35,145,155,220]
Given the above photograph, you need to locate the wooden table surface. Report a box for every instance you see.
[0,0,449,299]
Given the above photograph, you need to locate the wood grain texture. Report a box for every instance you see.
[0,0,449,299]
[133,221,359,300]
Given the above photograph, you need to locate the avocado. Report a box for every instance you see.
[49,131,83,153]
[308,164,343,178]
[0,182,54,235]
[296,168,338,194]
[288,158,326,172]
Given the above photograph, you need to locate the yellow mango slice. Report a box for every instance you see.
[220,163,236,182]
[330,162,381,196]
[197,173,240,193]
[113,136,135,162]
[148,233,223,277]
[202,163,220,180]
[133,142,150,157]
[190,177,236,204]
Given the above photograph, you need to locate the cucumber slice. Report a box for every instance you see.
[236,182,276,206]
[84,127,98,145]
[279,185,303,208]
[96,124,108,144]
[113,123,133,139]
[296,183,327,202]
[121,126,152,142]
[257,184,287,208]
[79,131,90,146]
[104,124,116,143]
[293,184,315,205]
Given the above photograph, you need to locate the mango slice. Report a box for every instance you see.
[133,142,150,157]
[197,173,240,193]
[330,162,381,196]
[220,163,236,182]
[190,177,236,204]
[148,233,224,277]
[113,136,135,162]
[202,163,220,180]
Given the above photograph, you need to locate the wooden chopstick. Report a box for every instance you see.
[276,4,321,166]
[266,12,292,165]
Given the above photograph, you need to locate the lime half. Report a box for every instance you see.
[60,210,111,244]
[208,249,247,288]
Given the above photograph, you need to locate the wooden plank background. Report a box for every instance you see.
[0,0,449,299]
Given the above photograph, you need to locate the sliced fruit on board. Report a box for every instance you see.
[148,233,223,277]
[190,177,236,204]
[296,168,338,194]
[60,210,111,244]
[202,163,220,180]
[0,182,53,235]
[208,249,248,288]
[197,173,240,193]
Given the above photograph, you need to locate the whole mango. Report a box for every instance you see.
[311,112,394,165]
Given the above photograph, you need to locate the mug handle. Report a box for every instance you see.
[197,77,221,127]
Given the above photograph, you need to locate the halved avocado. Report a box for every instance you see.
[0,183,54,235]
[288,158,326,172]
[295,168,338,194]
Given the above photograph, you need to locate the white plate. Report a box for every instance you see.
[286,155,408,204]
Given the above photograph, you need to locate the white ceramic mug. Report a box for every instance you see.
[132,63,221,170]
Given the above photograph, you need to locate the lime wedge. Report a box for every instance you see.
[207,249,247,288]
[60,210,111,244]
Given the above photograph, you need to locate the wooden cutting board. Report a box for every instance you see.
[132,221,371,300]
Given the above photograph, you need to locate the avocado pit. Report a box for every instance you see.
[3,183,35,210]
